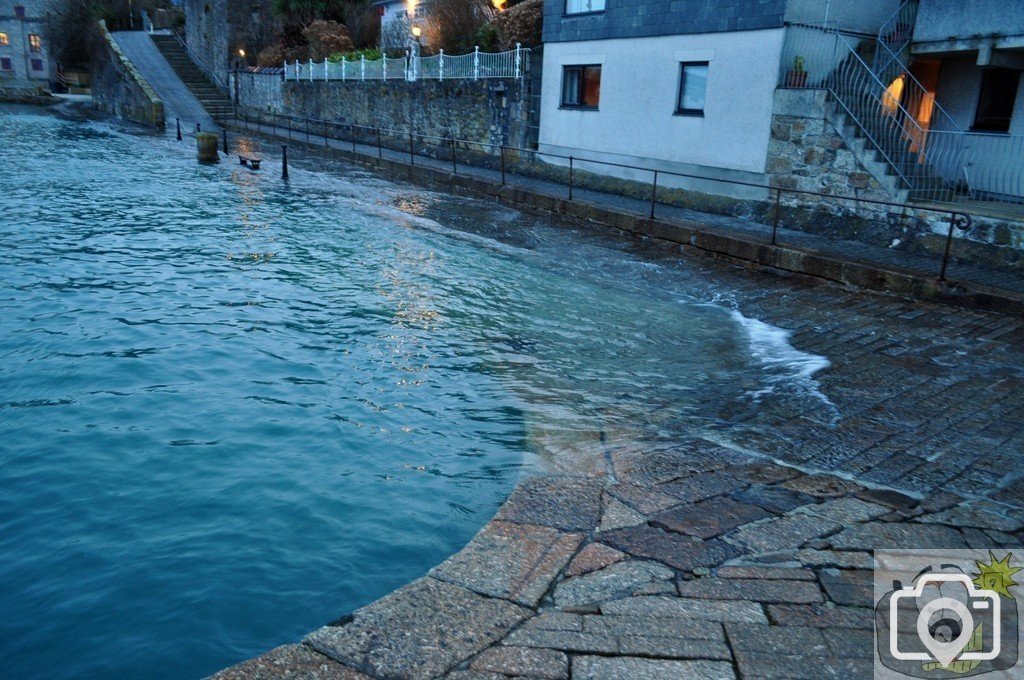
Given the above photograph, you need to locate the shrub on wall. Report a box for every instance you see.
[487,0,542,50]
[422,0,495,54]
[303,19,356,60]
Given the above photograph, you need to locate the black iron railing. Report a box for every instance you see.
[196,105,975,283]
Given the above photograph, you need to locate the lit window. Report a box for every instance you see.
[0,33,8,46]
[31,58,42,71]
[676,62,709,116]
[565,0,604,14]
[973,68,1020,133]
[29,34,41,53]
[561,64,601,109]
[0,57,11,70]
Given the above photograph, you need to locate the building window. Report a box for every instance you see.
[676,62,709,116]
[29,34,41,53]
[0,33,8,46]
[31,58,42,71]
[14,5,25,18]
[565,0,605,14]
[973,68,1020,133]
[0,57,11,71]
[561,65,601,109]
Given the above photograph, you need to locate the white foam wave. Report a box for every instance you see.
[731,310,839,423]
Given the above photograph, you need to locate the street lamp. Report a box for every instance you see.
[411,25,421,38]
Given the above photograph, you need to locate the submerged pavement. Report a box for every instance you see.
[211,238,1024,679]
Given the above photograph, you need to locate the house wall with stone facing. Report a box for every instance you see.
[767,89,1024,270]
[232,72,531,151]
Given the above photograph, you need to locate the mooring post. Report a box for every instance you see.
[195,123,201,133]
[176,118,182,141]
[281,145,289,180]
[222,128,228,153]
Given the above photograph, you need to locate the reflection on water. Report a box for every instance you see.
[0,105,833,680]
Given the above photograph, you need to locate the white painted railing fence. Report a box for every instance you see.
[284,45,527,82]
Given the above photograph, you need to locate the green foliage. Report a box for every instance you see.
[474,23,499,52]
[327,47,382,62]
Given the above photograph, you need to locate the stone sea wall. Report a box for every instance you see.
[232,71,531,150]
[184,0,229,86]
[90,21,164,128]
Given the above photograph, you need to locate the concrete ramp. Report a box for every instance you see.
[111,31,219,132]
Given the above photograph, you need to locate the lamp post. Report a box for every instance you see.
[408,25,421,81]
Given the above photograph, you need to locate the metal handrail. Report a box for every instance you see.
[205,103,976,282]
[171,28,227,91]
[874,0,918,73]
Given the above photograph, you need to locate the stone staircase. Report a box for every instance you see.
[823,33,955,204]
[149,34,231,112]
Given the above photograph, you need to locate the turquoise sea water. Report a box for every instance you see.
[0,106,833,678]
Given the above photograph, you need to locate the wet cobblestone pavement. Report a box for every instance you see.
[212,248,1024,679]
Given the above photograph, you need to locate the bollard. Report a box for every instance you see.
[222,128,228,154]
[176,118,182,141]
[196,122,201,133]
[282,145,289,180]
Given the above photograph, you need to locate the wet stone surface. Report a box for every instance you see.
[215,230,1024,679]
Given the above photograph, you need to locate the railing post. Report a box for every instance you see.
[377,127,382,159]
[361,55,366,81]
[195,122,201,133]
[324,58,328,81]
[281,145,289,179]
[772,188,782,245]
[568,156,574,201]
[474,45,480,81]
[383,55,387,80]
[500,145,506,185]
[308,58,313,82]
[439,49,444,81]
[342,56,346,82]
[649,170,658,219]
[940,212,969,281]
[514,43,522,78]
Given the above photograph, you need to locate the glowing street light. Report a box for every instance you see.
[411,25,422,38]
